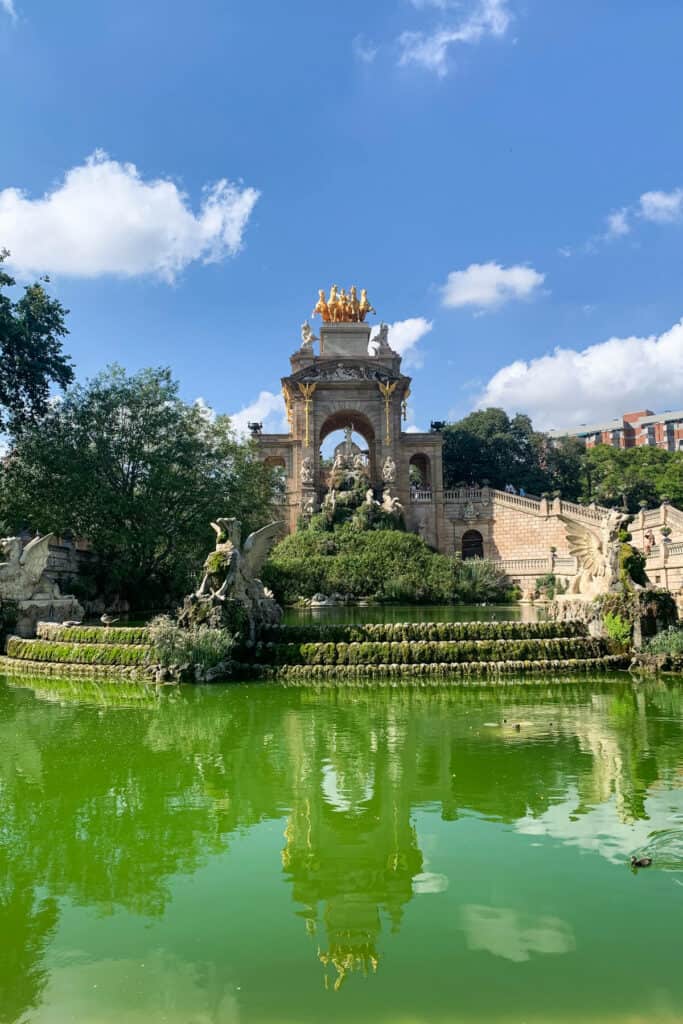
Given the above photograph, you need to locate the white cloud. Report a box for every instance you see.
[1,0,17,21]
[370,316,433,368]
[0,150,259,281]
[477,316,683,430]
[441,261,544,311]
[639,188,683,224]
[605,207,630,239]
[399,0,512,76]
[193,397,217,424]
[229,390,287,437]
[353,34,377,63]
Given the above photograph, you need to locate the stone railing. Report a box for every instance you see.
[558,499,605,523]
[494,555,578,577]
[494,557,551,574]
[491,490,545,514]
[410,490,433,503]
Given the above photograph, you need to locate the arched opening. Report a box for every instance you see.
[409,453,432,493]
[318,411,377,486]
[462,529,484,560]
[263,455,287,502]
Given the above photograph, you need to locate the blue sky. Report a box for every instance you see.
[2,0,683,434]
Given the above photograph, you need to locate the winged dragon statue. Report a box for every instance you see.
[0,533,84,635]
[560,508,628,598]
[179,518,284,642]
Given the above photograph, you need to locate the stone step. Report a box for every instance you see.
[232,655,628,682]
[251,636,607,667]
[259,621,588,644]
[5,636,151,667]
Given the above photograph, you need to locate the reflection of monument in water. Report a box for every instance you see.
[279,703,423,990]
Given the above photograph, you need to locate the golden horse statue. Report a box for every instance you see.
[312,285,375,323]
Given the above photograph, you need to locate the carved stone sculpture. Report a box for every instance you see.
[560,508,628,598]
[300,321,318,353]
[302,494,316,518]
[301,456,314,484]
[381,488,403,515]
[0,534,84,637]
[369,322,391,357]
[382,456,397,484]
[179,518,283,643]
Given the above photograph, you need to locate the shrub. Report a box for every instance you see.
[603,611,631,649]
[452,557,509,604]
[644,626,683,656]
[147,615,234,674]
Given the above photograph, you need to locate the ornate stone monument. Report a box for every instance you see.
[256,285,445,547]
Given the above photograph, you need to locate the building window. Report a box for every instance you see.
[462,530,484,560]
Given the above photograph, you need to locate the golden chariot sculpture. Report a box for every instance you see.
[312,285,376,323]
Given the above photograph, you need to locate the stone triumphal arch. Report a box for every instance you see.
[256,295,445,547]
[253,287,683,603]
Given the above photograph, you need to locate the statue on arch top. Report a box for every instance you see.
[311,285,376,323]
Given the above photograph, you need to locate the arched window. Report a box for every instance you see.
[264,456,287,501]
[462,529,484,560]
[409,453,432,490]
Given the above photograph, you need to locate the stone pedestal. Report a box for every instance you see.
[320,322,371,357]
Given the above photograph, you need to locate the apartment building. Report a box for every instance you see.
[548,409,683,451]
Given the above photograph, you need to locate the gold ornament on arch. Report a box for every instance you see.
[312,285,376,323]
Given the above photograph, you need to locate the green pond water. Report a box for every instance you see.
[283,603,543,625]
[2,673,683,1024]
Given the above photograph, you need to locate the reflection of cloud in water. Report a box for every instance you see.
[412,872,449,895]
[320,762,373,813]
[516,785,683,866]
[461,905,575,963]
[33,951,240,1024]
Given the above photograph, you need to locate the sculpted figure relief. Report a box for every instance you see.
[301,456,314,484]
[180,518,283,642]
[382,456,397,484]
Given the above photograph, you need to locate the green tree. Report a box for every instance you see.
[442,408,552,493]
[0,366,274,606]
[0,250,74,434]
[581,446,683,510]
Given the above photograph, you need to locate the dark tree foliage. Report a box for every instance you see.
[442,408,555,494]
[0,250,74,434]
[0,366,275,606]
[582,445,683,511]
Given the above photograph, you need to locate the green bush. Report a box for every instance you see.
[603,611,632,648]
[147,615,234,673]
[644,626,683,656]
[263,525,509,606]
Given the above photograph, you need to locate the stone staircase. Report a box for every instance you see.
[236,620,626,682]
[0,619,627,683]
